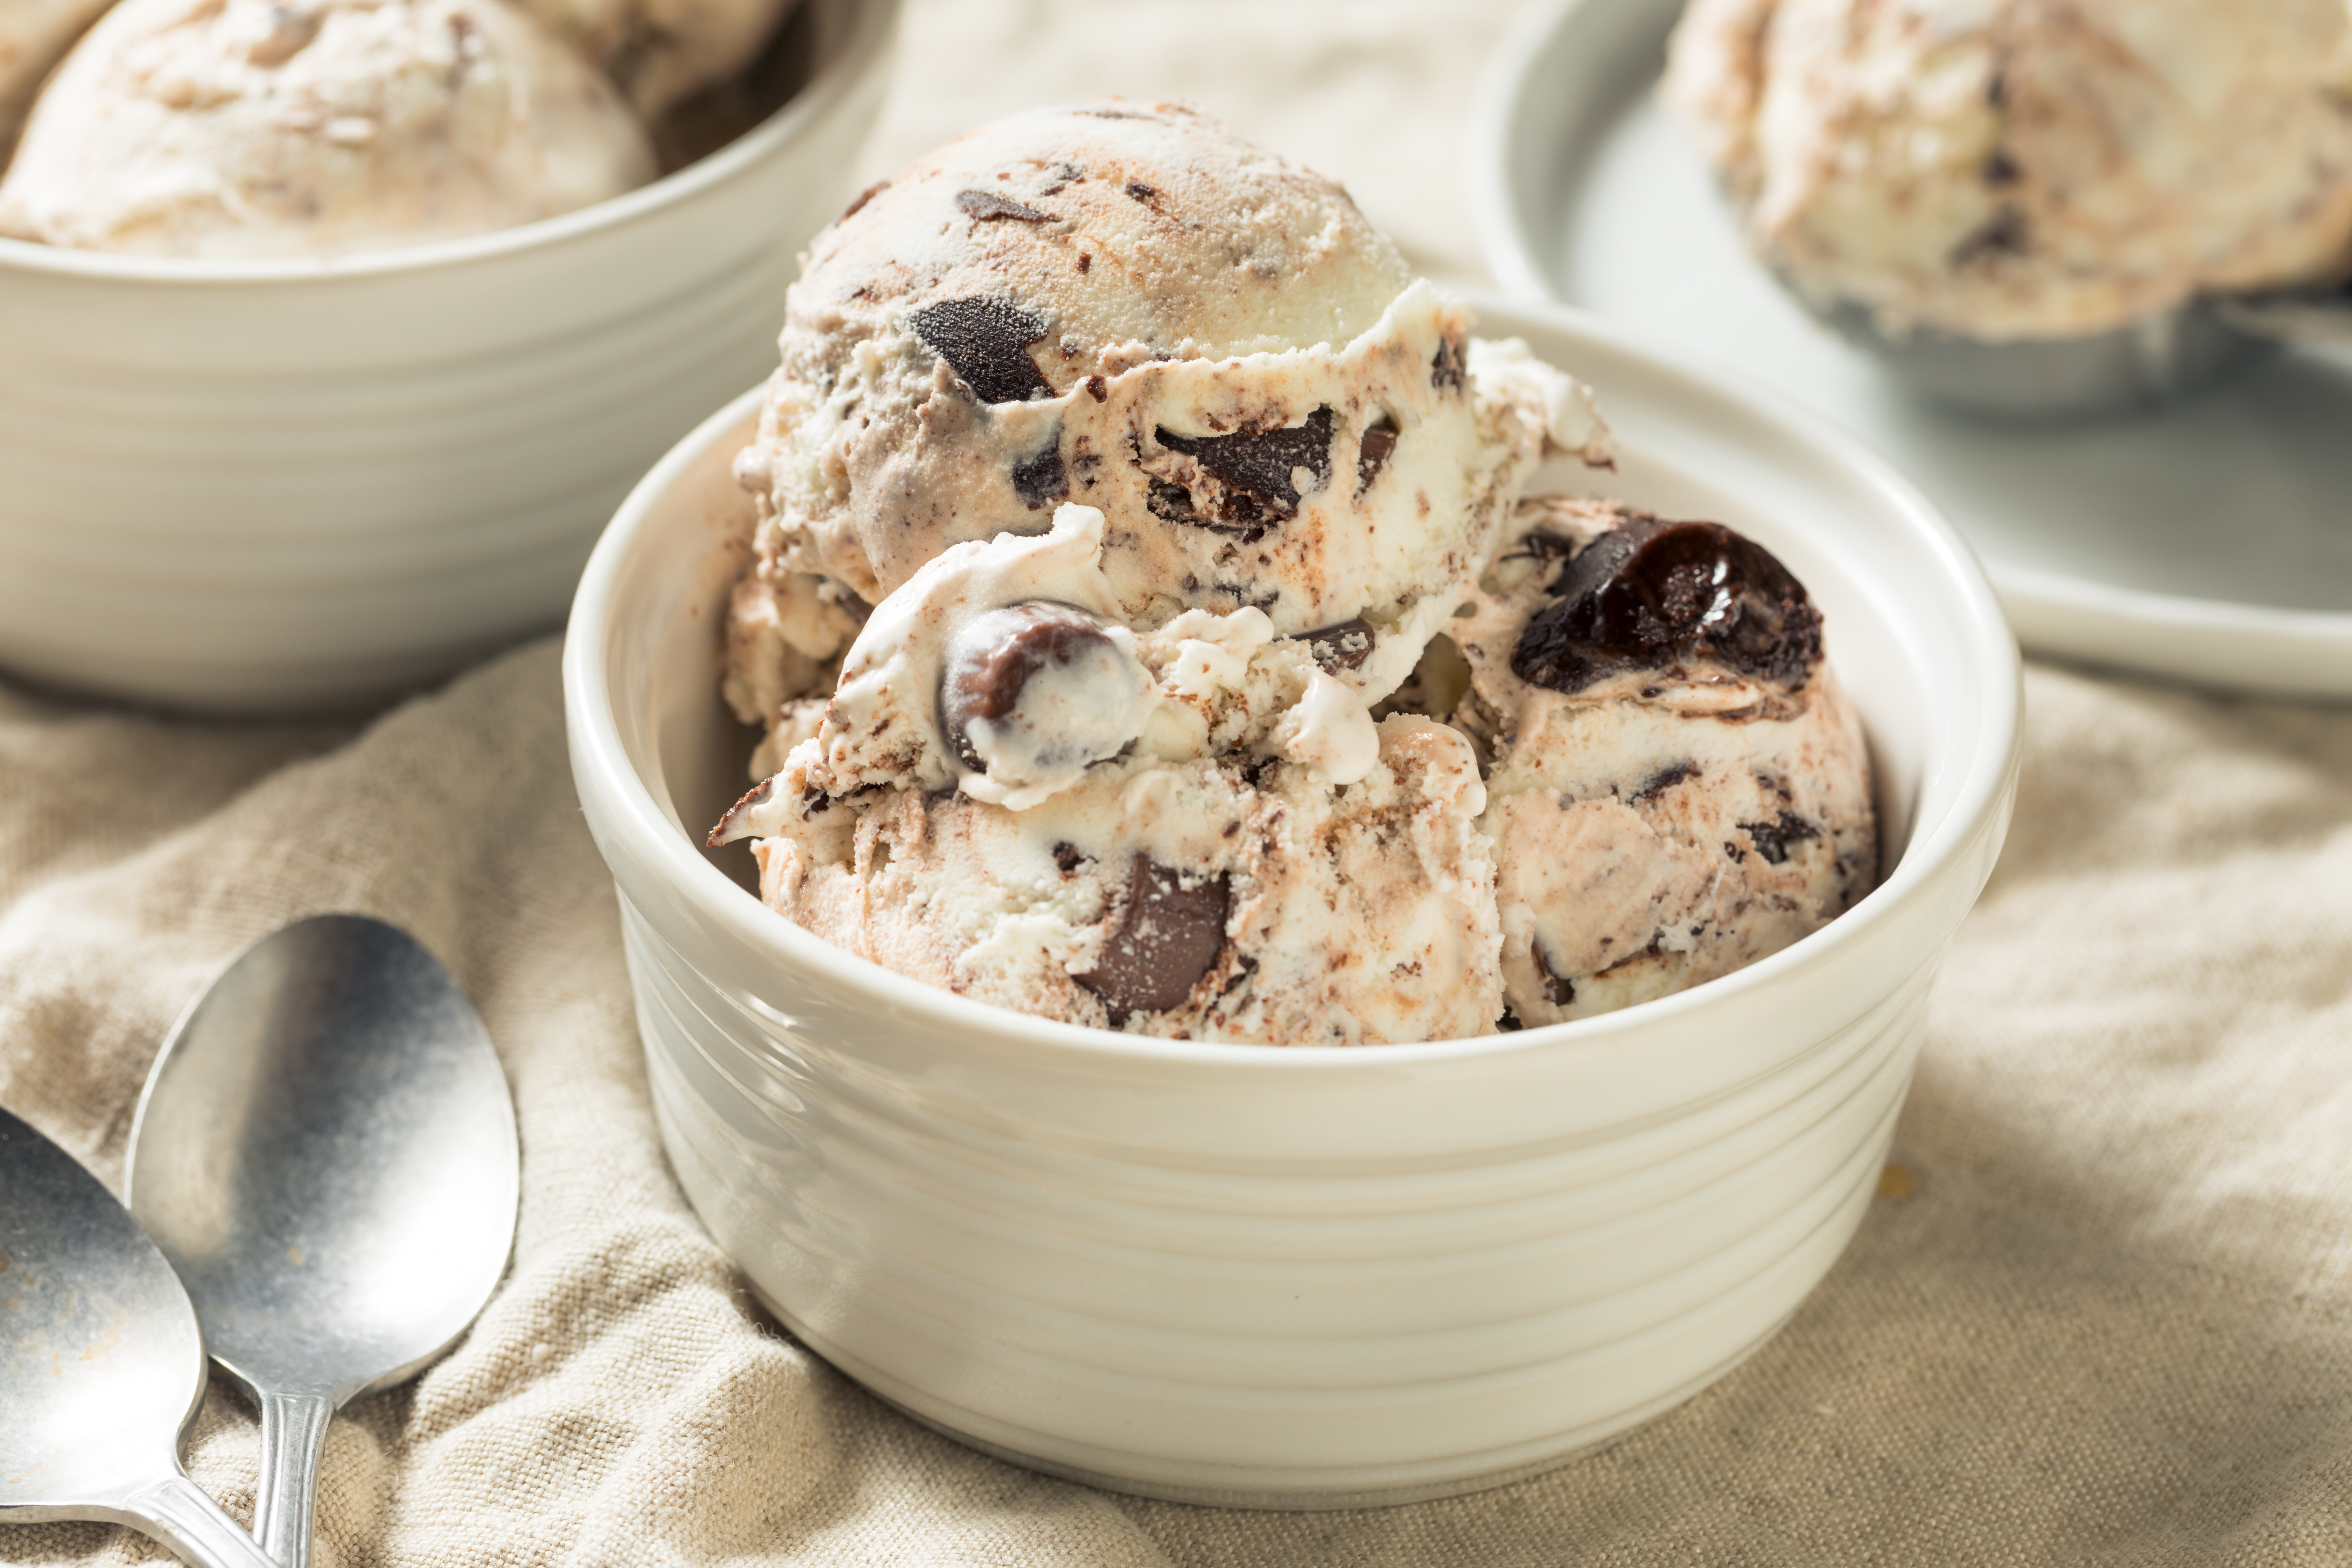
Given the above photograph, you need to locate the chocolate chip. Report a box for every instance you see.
[1432,336,1465,392]
[1052,841,1086,874]
[939,602,1115,769]
[1125,180,1158,203]
[1953,206,2028,264]
[1010,437,1066,509]
[1357,416,1398,494]
[1509,515,1822,694]
[1077,252,1092,273]
[1632,761,1698,802]
[1084,374,1107,401]
[957,189,1054,223]
[1300,618,1374,672]
[1532,943,1577,1007]
[1156,406,1334,519]
[1074,856,1231,1024]
[1738,811,1817,866]
[908,296,1055,404]
[1145,476,1197,523]
[839,180,887,223]
[705,775,775,847]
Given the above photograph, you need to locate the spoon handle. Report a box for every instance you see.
[253,1389,335,1568]
[124,1473,279,1568]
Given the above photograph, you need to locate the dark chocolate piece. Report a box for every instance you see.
[1125,180,1159,203]
[1532,943,1577,1007]
[957,189,1055,223]
[1010,438,1066,509]
[1356,416,1398,494]
[1300,618,1374,672]
[1432,336,1465,392]
[1074,856,1231,1024]
[1052,841,1086,875]
[1632,761,1698,802]
[1510,515,1822,694]
[939,602,1115,770]
[1953,206,2028,264]
[907,296,1055,404]
[1737,811,1818,866]
[1145,477,1197,523]
[1156,406,1334,519]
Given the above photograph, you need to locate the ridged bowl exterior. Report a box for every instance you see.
[0,0,896,714]
[564,299,2022,1507]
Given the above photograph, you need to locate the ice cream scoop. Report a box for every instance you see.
[512,0,802,121]
[0,0,115,156]
[1440,496,1875,1026]
[723,100,1609,761]
[1664,0,2352,417]
[0,0,657,259]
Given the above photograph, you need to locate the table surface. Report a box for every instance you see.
[5,4,2351,1564]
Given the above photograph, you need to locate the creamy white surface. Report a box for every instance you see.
[0,0,655,258]
[1665,0,2352,339]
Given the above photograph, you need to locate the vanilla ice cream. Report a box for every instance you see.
[0,0,115,156]
[0,0,656,258]
[1665,0,2352,340]
[713,103,1871,1044]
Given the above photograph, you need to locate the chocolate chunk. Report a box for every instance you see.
[1632,761,1698,802]
[908,296,1055,404]
[705,775,774,847]
[957,189,1054,223]
[1074,856,1231,1024]
[1084,374,1106,401]
[1125,180,1158,203]
[939,602,1115,769]
[1953,206,2028,264]
[1010,437,1066,509]
[1510,515,1822,694]
[1356,416,1398,494]
[839,180,887,222]
[1532,943,1577,1007]
[1300,618,1374,672]
[1145,476,1197,523]
[1077,253,1092,273]
[1432,336,1465,393]
[1738,811,1818,866]
[1052,841,1086,874]
[1156,406,1334,518]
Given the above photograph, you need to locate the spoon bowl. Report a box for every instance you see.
[128,915,517,1568]
[0,1106,275,1567]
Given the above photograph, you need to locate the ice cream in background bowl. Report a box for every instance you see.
[0,0,898,712]
[562,102,2019,1503]
[1661,0,2352,416]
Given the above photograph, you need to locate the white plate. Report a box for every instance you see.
[1473,0,2352,697]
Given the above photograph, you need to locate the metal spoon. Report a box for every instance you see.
[0,1105,276,1568]
[127,915,519,1568]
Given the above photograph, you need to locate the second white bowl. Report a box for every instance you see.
[0,0,895,713]
[565,295,2022,1507]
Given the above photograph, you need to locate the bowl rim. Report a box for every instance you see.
[0,0,900,287]
[564,292,2022,1076]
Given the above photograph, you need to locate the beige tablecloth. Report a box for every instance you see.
[8,3,2352,1562]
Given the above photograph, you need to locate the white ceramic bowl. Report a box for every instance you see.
[0,0,895,714]
[564,295,2022,1509]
